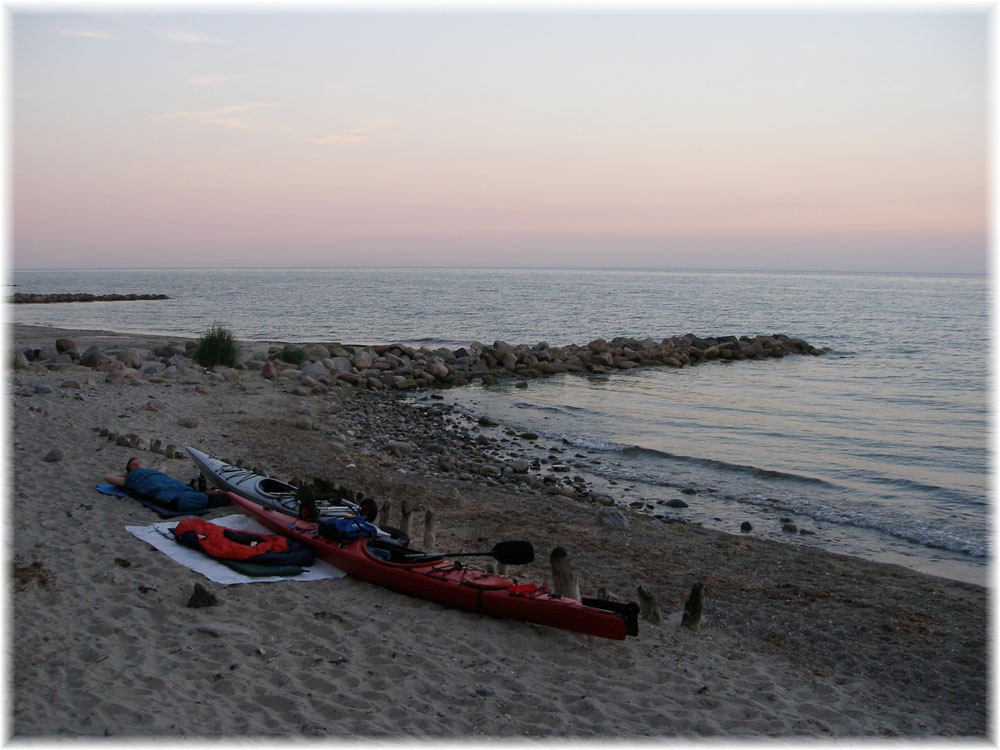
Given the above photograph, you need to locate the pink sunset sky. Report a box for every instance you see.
[6,5,992,273]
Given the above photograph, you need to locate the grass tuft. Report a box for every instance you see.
[193,323,240,368]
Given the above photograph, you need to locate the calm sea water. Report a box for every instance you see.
[9,268,990,585]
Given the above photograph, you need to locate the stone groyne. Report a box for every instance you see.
[13,332,828,390]
[10,292,169,304]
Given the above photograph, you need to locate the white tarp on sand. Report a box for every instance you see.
[126,513,346,585]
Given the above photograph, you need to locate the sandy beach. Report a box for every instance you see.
[8,323,989,738]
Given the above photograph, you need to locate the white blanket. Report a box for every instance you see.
[126,513,346,585]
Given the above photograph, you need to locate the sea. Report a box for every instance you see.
[8,268,991,586]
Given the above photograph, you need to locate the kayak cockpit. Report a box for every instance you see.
[365,538,446,565]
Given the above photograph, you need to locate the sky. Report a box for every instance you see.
[5,3,993,273]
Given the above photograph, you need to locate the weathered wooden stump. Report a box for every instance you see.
[550,547,581,601]
[399,499,413,538]
[681,582,705,631]
[637,584,662,625]
[422,509,436,550]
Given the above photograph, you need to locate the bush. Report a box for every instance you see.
[277,347,307,365]
[193,324,240,368]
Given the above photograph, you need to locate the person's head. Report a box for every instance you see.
[125,457,142,473]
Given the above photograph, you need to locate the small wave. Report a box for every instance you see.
[560,434,625,453]
[559,433,834,486]
[733,493,987,559]
[618,444,830,486]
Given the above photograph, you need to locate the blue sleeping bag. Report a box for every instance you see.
[124,468,209,513]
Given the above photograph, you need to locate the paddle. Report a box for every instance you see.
[443,540,534,566]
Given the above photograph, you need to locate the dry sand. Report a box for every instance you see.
[7,324,990,739]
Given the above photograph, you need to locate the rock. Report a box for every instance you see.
[740,521,753,533]
[665,498,689,508]
[782,523,798,534]
[391,377,418,391]
[327,356,353,374]
[300,361,329,379]
[477,464,503,479]
[42,448,66,462]
[302,343,331,361]
[177,417,199,428]
[260,361,278,380]
[386,440,415,457]
[507,458,531,474]
[55,338,77,353]
[187,583,219,608]
[478,415,500,427]
[116,349,145,369]
[352,351,375,370]
[79,345,110,368]
[597,506,629,529]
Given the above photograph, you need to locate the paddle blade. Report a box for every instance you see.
[491,540,534,565]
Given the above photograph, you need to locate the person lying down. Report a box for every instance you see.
[105,458,230,513]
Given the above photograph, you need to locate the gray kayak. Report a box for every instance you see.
[185,446,362,520]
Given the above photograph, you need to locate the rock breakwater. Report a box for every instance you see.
[12,332,827,391]
[10,292,169,304]
[258,332,828,391]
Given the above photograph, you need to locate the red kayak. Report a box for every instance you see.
[228,492,638,640]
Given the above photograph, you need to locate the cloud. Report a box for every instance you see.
[152,103,278,131]
[310,118,396,146]
[159,28,231,45]
[59,27,117,40]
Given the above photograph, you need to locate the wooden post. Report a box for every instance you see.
[681,582,705,631]
[379,500,393,528]
[422,509,436,550]
[549,547,581,601]
[637,584,662,625]
[399,500,413,539]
